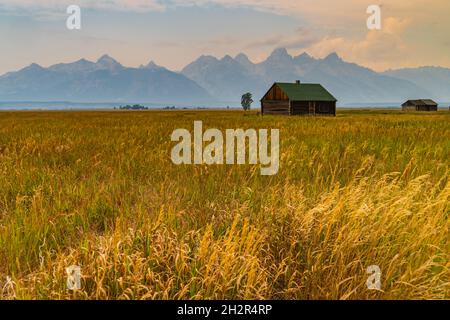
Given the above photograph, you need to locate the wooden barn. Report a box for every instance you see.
[260,81,337,116]
[402,99,438,112]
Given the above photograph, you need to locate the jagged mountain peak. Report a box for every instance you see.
[221,55,234,62]
[270,47,290,57]
[323,52,342,62]
[235,53,254,68]
[97,54,116,63]
[235,53,249,60]
[295,52,312,59]
[141,60,164,70]
[96,54,123,70]
[24,63,44,71]
[198,55,219,62]
[47,58,97,73]
[293,52,315,64]
[265,48,293,64]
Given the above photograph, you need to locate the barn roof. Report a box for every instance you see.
[403,99,438,106]
[275,82,337,102]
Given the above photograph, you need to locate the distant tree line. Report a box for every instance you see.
[118,104,149,110]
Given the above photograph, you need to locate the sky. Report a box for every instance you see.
[0,0,449,75]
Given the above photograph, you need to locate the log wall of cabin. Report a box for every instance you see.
[315,101,336,115]
[291,101,310,115]
[262,100,290,115]
[403,105,438,111]
[261,84,290,115]
[263,85,289,101]
[417,105,438,111]
[402,105,417,112]
[291,101,336,116]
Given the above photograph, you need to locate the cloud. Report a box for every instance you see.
[2,0,449,24]
[0,0,166,12]
[246,28,319,50]
[303,17,412,71]
[0,0,449,71]
[383,16,410,35]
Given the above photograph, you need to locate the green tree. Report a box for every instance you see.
[241,92,253,111]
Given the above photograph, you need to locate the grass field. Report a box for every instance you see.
[0,109,448,300]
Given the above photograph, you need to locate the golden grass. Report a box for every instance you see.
[0,109,448,300]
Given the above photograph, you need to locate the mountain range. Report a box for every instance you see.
[1,49,450,105]
[0,55,210,104]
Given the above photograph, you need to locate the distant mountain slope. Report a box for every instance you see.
[300,53,430,103]
[182,55,266,101]
[383,67,450,101]
[182,49,431,104]
[0,55,211,103]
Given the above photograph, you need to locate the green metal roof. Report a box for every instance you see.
[276,82,337,102]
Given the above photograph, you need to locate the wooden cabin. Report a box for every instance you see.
[260,81,337,116]
[402,99,438,112]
